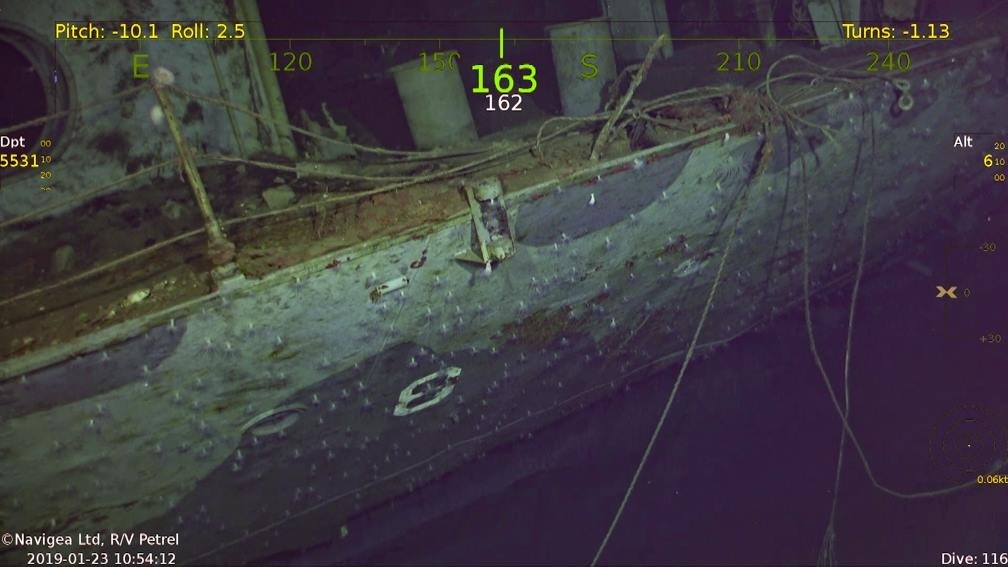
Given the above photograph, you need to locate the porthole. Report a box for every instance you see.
[0,21,75,182]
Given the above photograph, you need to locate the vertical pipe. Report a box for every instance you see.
[151,81,235,265]
[233,0,297,158]
[546,18,617,117]
[389,57,478,150]
[755,0,777,49]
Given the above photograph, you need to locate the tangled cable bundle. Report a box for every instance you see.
[590,46,1008,567]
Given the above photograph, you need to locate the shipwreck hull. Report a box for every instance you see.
[0,38,1003,565]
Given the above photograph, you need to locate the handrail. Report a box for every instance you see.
[0,84,149,137]
[0,158,177,230]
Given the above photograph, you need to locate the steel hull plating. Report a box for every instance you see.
[0,39,1002,565]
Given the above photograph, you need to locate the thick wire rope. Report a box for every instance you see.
[791,118,1005,502]
[590,146,758,566]
[593,50,1008,565]
[0,158,177,231]
[199,153,415,182]
[815,95,873,567]
[761,53,1008,507]
[0,84,149,137]
[0,228,204,311]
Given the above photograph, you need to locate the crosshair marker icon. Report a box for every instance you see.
[936,285,958,299]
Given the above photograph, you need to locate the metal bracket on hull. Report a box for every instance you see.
[456,176,515,270]
[891,77,915,115]
[370,275,410,302]
[393,367,462,416]
[239,403,306,437]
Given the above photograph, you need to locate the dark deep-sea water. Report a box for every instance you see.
[281,229,1007,566]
